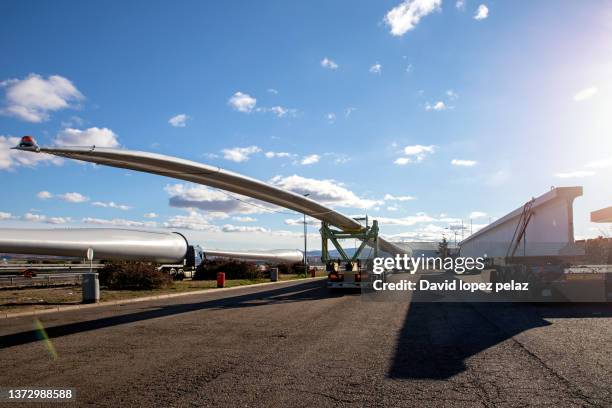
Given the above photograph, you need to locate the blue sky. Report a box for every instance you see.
[0,0,610,250]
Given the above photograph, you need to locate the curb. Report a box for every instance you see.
[1,277,326,320]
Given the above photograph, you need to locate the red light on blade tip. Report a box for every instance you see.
[19,135,37,148]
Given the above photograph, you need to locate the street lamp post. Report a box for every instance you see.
[303,193,310,273]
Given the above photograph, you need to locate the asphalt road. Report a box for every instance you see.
[0,275,610,407]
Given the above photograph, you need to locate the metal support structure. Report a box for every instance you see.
[506,198,535,258]
[303,193,310,269]
[320,220,379,265]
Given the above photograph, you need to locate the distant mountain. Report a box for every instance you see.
[306,247,374,258]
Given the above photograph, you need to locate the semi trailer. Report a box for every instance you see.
[458,187,612,301]
[0,228,304,280]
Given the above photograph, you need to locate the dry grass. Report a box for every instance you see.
[0,273,320,315]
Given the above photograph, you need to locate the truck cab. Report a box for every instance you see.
[327,261,364,289]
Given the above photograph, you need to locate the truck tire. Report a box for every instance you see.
[490,267,501,285]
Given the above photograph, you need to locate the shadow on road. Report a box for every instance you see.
[388,274,612,379]
[2,274,609,382]
[0,279,339,349]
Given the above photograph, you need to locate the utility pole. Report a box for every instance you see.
[444,227,459,249]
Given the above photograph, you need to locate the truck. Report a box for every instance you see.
[458,187,612,301]
[158,244,204,280]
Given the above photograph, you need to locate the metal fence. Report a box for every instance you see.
[0,263,104,274]
[0,273,84,288]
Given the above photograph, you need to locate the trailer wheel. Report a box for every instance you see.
[525,269,543,301]
[490,267,501,285]
[497,266,508,284]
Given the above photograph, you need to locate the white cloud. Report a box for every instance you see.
[384,193,416,201]
[373,214,470,240]
[321,58,339,70]
[585,157,612,169]
[168,114,189,127]
[394,157,413,165]
[265,151,292,159]
[37,191,53,200]
[551,157,610,180]
[47,216,71,224]
[233,216,257,222]
[162,211,218,231]
[269,175,382,209]
[267,88,278,94]
[369,63,382,74]
[228,92,257,112]
[405,64,413,73]
[554,170,596,178]
[300,154,320,165]
[395,144,436,165]
[387,206,399,211]
[83,217,157,228]
[284,217,318,226]
[222,224,269,233]
[384,0,442,36]
[374,213,436,226]
[222,146,261,162]
[446,89,459,100]
[573,87,598,102]
[327,112,336,123]
[404,144,435,156]
[269,106,290,117]
[0,212,13,220]
[22,212,46,222]
[54,127,119,148]
[228,90,294,118]
[58,192,89,203]
[37,191,127,209]
[20,212,71,224]
[439,216,463,224]
[345,107,357,117]
[143,212,158,218]
[257,106,297,118]
[330,153,350,164]
[474,4,489,20]
[0,135,63,170]
[91,201,131,210]
[425,101,447,111]
[165,183,277,215]
[384,223,448,242]
[470,211,487,219]
[451,159,477,167]
[1,74,83,122]
[456,0,465,10]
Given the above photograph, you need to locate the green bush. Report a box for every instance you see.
[291,262,307,275]
[272,263,306,274]
[276,263,290,274]
[98,262,172,290]
[194,259,265,280]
